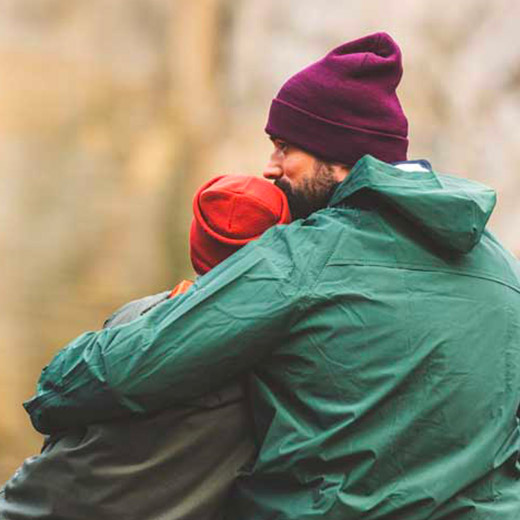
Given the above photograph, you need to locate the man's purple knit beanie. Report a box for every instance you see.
[265,32,408,167]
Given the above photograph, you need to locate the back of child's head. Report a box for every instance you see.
[190,175,291,274]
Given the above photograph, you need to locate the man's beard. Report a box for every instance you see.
[275,161,340,220]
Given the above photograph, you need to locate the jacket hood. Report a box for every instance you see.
[329,155,496,254]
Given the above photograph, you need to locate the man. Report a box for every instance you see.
[23,32,520,519]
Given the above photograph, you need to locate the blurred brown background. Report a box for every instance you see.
[1,0,519,482]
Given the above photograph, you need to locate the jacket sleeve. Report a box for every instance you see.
[24,228,304,434]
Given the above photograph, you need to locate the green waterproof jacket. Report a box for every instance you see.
[25,156,520,519]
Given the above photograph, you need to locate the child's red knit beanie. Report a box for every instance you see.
[190,175,291,274]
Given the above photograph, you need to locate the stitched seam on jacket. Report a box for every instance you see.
[325,261,520,294]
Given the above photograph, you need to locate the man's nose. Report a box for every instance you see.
[262,161,283,180]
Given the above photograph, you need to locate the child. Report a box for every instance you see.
[0,175,291,520]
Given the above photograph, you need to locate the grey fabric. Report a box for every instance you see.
[102,291,171,328]
[1,293,254,520]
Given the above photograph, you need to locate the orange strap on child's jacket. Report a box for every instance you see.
[168,279,194,299]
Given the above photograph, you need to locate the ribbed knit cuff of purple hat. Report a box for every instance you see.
[266,98,408,167]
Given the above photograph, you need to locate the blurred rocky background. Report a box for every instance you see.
[1,0,519,481]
